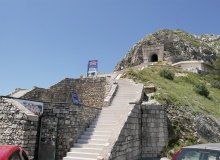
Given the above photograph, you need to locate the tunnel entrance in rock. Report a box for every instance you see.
[150,54,158,62]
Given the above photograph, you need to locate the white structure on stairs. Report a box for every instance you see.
[63,78,143,160]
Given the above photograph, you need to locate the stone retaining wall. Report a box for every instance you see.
[141,103,168,158]
[99,103,168,160]
[109,104,142,160]
[42,102,101,160]
[0,97,39,159]
[21,77,108,108]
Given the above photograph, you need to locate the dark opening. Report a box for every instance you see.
[150,54,158,62]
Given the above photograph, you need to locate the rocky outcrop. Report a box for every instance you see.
[167,105,220,145]
[115,29,220,71]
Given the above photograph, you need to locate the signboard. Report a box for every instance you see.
[87,60,98,77]
[66,92,80,104]
[71,92,80,104]
[15,99,43,116]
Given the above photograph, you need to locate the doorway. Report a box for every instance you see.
[150,54,158,62]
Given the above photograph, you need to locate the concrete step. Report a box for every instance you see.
[110,102,131,104]
[74,143,105,149]
[101,109,126,111]
[70,147,102,153]
[96,116,122,119]
[67,152,99,159]
[77,139,107,144]
[63,156,97,160]
[99,112,124,114]
[110,101,130,103]
[110,103,129,105]
[94,115,121,119]
[93,120,120,124]
[102,105,127,107]
[90,124,116,128]
[101,110,125,112]
[83,131,112,136]
[97,114,122,117]
[91,119,117,125]
[98,112,123,115]
[90,124,115,128]
[102,105,127,108]
[94,117,120,121]
[80,134,110,140]
[86,128,113,132]
[111,98,132,100]
[92,120,118,124]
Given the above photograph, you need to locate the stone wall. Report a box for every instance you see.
[141,103,168,158]
[109,104,142,160]
[0,97,39,159]
[21,77,108,108]
[0,97,101,160]
[41,102,101,160]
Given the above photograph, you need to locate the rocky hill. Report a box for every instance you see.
[115,29,220,71]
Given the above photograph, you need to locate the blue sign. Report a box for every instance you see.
[71,92,80,104]
[87,60,98,77]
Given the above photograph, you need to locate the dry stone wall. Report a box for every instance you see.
[21,77,108,108]
[109,104,142,160]
[0,97,39,159]
[141,103,168,158]
[41,102,101,160]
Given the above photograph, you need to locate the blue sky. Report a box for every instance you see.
[0,0,220,95]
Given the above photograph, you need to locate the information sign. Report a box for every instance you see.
[15,99,43,116]
[87,60,98,77]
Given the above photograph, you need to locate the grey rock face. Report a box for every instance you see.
[115,29,220,71]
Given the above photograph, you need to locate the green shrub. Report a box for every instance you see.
[181,76,197,85]
[194,83,209,97]
[126,69,138,77]
[159,69,175,80]
[211,80,220,89]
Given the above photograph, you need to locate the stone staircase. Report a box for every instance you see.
[63,78,143,160]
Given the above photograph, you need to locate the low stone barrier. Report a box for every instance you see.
[0,97,39,159]
[103,82,118,107]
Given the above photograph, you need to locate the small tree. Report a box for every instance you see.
[194,83,209,97]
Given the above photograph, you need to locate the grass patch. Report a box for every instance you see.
[123,67,220,117]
